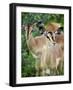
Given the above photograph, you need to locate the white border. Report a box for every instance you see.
[16,6,69,84]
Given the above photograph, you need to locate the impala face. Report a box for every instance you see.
[47,32,56,45]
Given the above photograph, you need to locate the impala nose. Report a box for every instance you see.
[53,42,56,45]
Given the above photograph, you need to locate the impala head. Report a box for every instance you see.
[45,22,64,44]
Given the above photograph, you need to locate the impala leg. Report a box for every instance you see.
[35,57,41,76]
[40,51,47,76]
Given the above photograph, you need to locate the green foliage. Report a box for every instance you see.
[21,30,36,77]
[22,13,64,26]
[21,12,64,77]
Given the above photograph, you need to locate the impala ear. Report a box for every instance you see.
[55,27,63,34]
[58,27,63,31]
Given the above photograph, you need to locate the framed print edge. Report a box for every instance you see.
[9,3,71,87]
[9,3,16,86]
[69,7,71,83]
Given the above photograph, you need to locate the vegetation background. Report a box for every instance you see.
[21,13,64,77]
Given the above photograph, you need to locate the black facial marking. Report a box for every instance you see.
[46,35,50,40]
[51,35,55,41]
[48,32,55,41]
[48,32,53,36]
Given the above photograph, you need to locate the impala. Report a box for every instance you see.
[23,23,63,76]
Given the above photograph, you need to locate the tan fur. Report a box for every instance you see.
[55,32,64,51]
[45,23,64,74]
[25,25,51,76]
[45,22,64,49]
[46,22,61,32]
[24,24,63,76]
